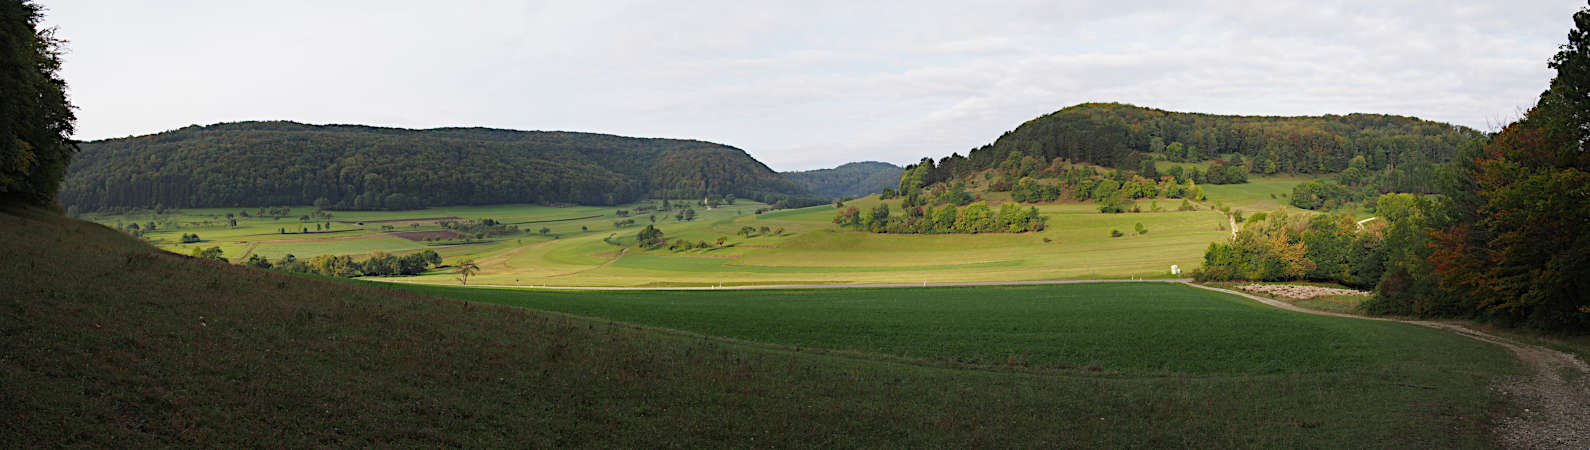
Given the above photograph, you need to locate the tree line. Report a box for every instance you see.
[833,201,1045,234]
[244,250,443,278]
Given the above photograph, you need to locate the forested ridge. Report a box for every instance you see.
[781,161,903,199]
[61,122,825,211]
[903,103,1482,193]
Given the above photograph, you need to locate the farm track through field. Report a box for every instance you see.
[1186,284,1589,449]
[257,232,389,244]
[336,216,460,224]
[475,238,561,269]
[548,248,628,278]
[507,214,603,225]
[235,241,259,260]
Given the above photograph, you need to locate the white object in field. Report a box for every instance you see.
[1170,264,1181,276]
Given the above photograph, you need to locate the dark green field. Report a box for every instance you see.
[399,283,1504,375]
[1,207,1523,448]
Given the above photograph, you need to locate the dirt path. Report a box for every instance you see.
[259,232,388,244]
[547,248,628,278]
[336,216,460,224]
[476,238,561,269]
[235,241,259,260]
[1187,284,1589,449]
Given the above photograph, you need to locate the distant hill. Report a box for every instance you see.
[904,103,1482,194]
[781,161,903,199]
[61,122,826,211]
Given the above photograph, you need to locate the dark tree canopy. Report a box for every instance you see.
[904,103,1481,188]
[62,122,825,211]
[0,1,76,206]
[782,161,904,199]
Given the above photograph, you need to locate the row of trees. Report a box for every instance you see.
[833,201,1045,234]
[248,250,443,278]
[439,218,519,238]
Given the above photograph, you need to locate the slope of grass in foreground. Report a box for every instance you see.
[395,283,1503,375]
[1,206,1519,448]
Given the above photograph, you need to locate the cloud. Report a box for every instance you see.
[38,0,1579,170]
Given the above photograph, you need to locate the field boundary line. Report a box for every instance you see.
[375,278,1193,291]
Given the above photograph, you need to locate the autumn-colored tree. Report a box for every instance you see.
[1426,7,1590,331]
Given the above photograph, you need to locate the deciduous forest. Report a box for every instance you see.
[60,122,827,211]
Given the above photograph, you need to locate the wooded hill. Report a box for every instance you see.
[781,161,903,199]
[61,122,826,211]
[905,103,1483,193]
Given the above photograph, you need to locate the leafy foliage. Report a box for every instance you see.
[0,1,77,206]
[62,122,825,211]
[833,201,1045,234]
[1414,8,1590,331]
[636,225,665,249]
[268,249,442,278]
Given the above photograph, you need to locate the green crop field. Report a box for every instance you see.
[398,282,1510,375]
[380,280,1519,446]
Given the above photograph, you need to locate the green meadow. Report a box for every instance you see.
[83,175,1344,287]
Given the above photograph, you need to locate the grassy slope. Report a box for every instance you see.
[1,206,1522,447]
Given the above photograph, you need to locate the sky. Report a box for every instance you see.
[38,1,1584,171]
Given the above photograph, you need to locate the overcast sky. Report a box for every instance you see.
[39,1,1582,171]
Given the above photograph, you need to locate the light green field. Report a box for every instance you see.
[361,195,1232,287]
[88,177,1326,287]
[81,202,666,261]
[1200,174,1373,219]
